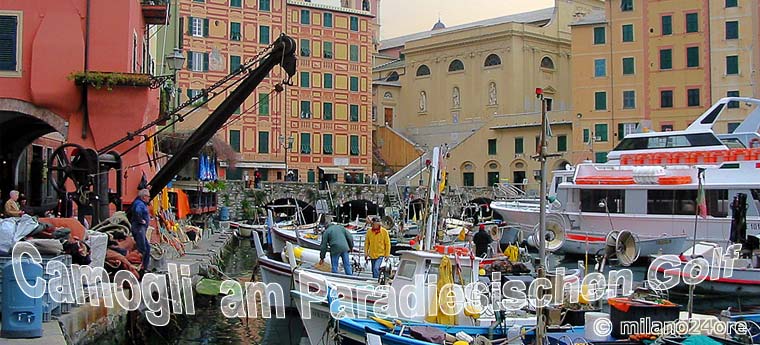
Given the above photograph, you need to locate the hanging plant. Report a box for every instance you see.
[68,71,152,90]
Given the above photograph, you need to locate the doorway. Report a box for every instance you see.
[384,107,393,127]
[513,171,526,190]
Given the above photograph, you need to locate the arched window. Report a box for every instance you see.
[448,59,465,72]
[416,65,431,77]
[541,56,555,70]
[484,54,501,67]
[383,91,393,99]
[362,0,370,11]
[386,71,399,82]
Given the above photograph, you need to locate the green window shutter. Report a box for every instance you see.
[595,123,608,142]
[259,93,269,115]
[231,0,242,7]
[557,135,567,152]
[514,137,523,154]
[307,170,315,183]
[595,152,608,163]
[323,134,333,154]
[622,24,633,42]
[323,13,333,27]
[618,123,625,140]
[622,57,634,75]
[323,103,333,120]
[727,55,738,74]
[186,51,194,70]
[203,53,209,71]
[259,0,270,11]
[593,27,605,44]
[726,21,738,39]
[258,131,269,153]
[230,55,241,72]
[583,129,590,143]
[487,139,496,155]
[230,130,241,152]
[324,73,333,88]
[350,77,358,92]
[203,18,209,37]
[686,47,699,67]
[300,133,311,153]
[727,90,740,108]
[662,15,672,35]
[594,91,607,110]
[350,136,359,155]
[350,105,359,122]
[186,88,192,99]
[259,26,270,44]
[301,10,310,25]
[349,45,359,62]
[463,173,474,187]
[686,13,698,33]
[300,39,310,57]
[187,16,194,35]
[324,42,333,59]
[231,22,241,41]
[726,0,737,7]
[300,72,310,88]
[350,17,359,31]
[659,49,672,69]
[178,17,184,49]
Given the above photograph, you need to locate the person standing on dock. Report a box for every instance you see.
[130,189,152,272]
[365,221,391,278]
[473,224,493,257]
[4,190,23,217]
[319,221,354,275]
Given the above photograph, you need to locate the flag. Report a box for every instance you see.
[544,110,553,138]
[696,177,707,219]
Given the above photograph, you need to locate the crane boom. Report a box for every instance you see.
[148,34,297,198]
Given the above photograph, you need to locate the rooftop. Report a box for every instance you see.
[379,7,554,50]
[287,0,374,17]
[569,9,606,26]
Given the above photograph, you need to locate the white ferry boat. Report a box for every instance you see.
[491,97,760,256]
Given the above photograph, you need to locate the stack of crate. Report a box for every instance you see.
[0,254,73,322]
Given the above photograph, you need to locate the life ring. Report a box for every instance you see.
[750,138,760,149]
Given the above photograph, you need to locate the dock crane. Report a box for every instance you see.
[47,34,297,224]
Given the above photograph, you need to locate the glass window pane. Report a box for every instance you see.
[660,49,672,69]
[687,47,700,67]
[595,92,607,110]
[622,57,634,75]
[686,13,699,33]
[727,90,740,108]
[594,59,606,77]
[662,15,672,35]
[727,55,739,74]
[593,27,605,44]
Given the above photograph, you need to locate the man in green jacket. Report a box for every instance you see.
[319,223,354,275]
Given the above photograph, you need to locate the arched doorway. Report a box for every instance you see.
[266,197,316,224]
[0,99,68,214]
[337,199,383,223]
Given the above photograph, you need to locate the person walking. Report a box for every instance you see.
[319,221,354,275]
[130,189,152,272]
[473,224,493,258]
[365,221,391,278]
[4,190,23,217]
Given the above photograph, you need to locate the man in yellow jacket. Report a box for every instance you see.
[365,221,391,278]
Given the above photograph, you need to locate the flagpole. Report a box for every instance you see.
[688,168,705,318]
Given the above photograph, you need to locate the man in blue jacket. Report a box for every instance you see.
[130,189,152,271]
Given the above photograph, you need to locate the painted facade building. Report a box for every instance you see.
[373,0,604,189]
[163,0,378,183]
[571,0,760,162]
[0,0,163,206]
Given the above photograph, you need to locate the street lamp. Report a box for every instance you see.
[150,48,185,89]
[278,134,295,180]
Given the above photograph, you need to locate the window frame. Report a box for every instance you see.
[323,13,333,27]
[323,102,333,120]
[259,25,270,44]
[687,88,700,107]
[725,21,739,40]
[726,55,739,75]
[0,12,22,74]
[487,138,497,155]
[594,58,606,77]
[514,137,524,154]
[349,16,359,31]
[557,135,567,152]
[595,123,609,142]
[448,59,465,72]
[349,44,359,62]
[259,0,270,11]
[191,17,204,37]
[659,48,672,70]
[349,104,359,122]
[593,26,606,44]
[230,22,242,41]
[594,91,607,111]
[349,76,359,92]
[685,13,699,33]
[323,41,333,59]
[622,24,634,42]
[662,15,672,35]
[300,133,311,154]
[622,57,635,75]
[323,133,333,154]
[300,39,311,57]
[300,71,310,88]
[686,46,700,68]
[258,131,269,153]
[323,73,333,89]
[229,130,241,153]
[620,0,633,11]
[660,90,674,108]
[484,54,502,67]
[300,100,311,119]
[727,91,740,108]
[622,90,636,109]
[258,93,270,115]
[300,9,310,25]
[349,135,360,156]
[416,64,431,77]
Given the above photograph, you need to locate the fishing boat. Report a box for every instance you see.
[229,220,265,238]
[492,97,760,256]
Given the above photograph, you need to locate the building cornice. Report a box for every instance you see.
[286,0,374,18]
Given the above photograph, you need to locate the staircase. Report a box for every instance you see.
[492,182,527,200]
[387,150,432,187]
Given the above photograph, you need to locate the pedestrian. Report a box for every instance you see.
[319,219,354,275]
[244,172,251,188]
[365,221,391,278]
[371,173,379,185]
[473,224,493,257]
[129,189,152,272]
[4,190,23,217]
[254,169,262,188]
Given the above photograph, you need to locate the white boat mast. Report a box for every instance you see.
[423,146,441,251]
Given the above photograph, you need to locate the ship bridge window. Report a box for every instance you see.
[614,133,722,151]
[396,260,416,280]
[721,138,746,149]
[427,262,472,285]
[647,189,728,217]
[580,189,625,213]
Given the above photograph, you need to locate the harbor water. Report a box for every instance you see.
[126,239,759,344]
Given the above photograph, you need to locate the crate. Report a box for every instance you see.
[0,254,72,322]
[608,297,680,339]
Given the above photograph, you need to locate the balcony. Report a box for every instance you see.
[142,0,169,25]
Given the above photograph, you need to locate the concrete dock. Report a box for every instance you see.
[1,228,236,345]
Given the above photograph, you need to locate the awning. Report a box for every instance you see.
[219,161,286,169]
[344,166,366,171]
[319,167,344,174]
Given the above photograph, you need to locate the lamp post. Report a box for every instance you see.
[279,134,294,180]
[161,48,185,132]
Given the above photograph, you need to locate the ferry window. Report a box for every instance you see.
[708,190,728,218]
[751,190,760,214]
[581,189,625,213]
[647,190,698,215]
[428,263,472,285]
[396,260,416,280]
[721,138,745,149]
[613,133,721,151]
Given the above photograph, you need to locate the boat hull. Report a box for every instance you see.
[650,256,760,296]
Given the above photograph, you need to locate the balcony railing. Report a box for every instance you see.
[142,0,169,25]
